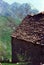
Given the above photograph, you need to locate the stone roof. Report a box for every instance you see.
[12,12,44,44]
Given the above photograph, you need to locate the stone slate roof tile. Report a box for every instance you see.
[12,12,44,44]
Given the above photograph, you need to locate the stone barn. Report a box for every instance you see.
[11,12,44,65]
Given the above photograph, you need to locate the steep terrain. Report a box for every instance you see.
[0,0,39,20]
[0,16,21,61]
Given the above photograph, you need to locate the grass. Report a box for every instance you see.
[1,62,31,65]
[2,63,18,65]
[1,63,18,65]
[0,16,21,61]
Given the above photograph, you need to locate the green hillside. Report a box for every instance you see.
[0,16,21,62]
